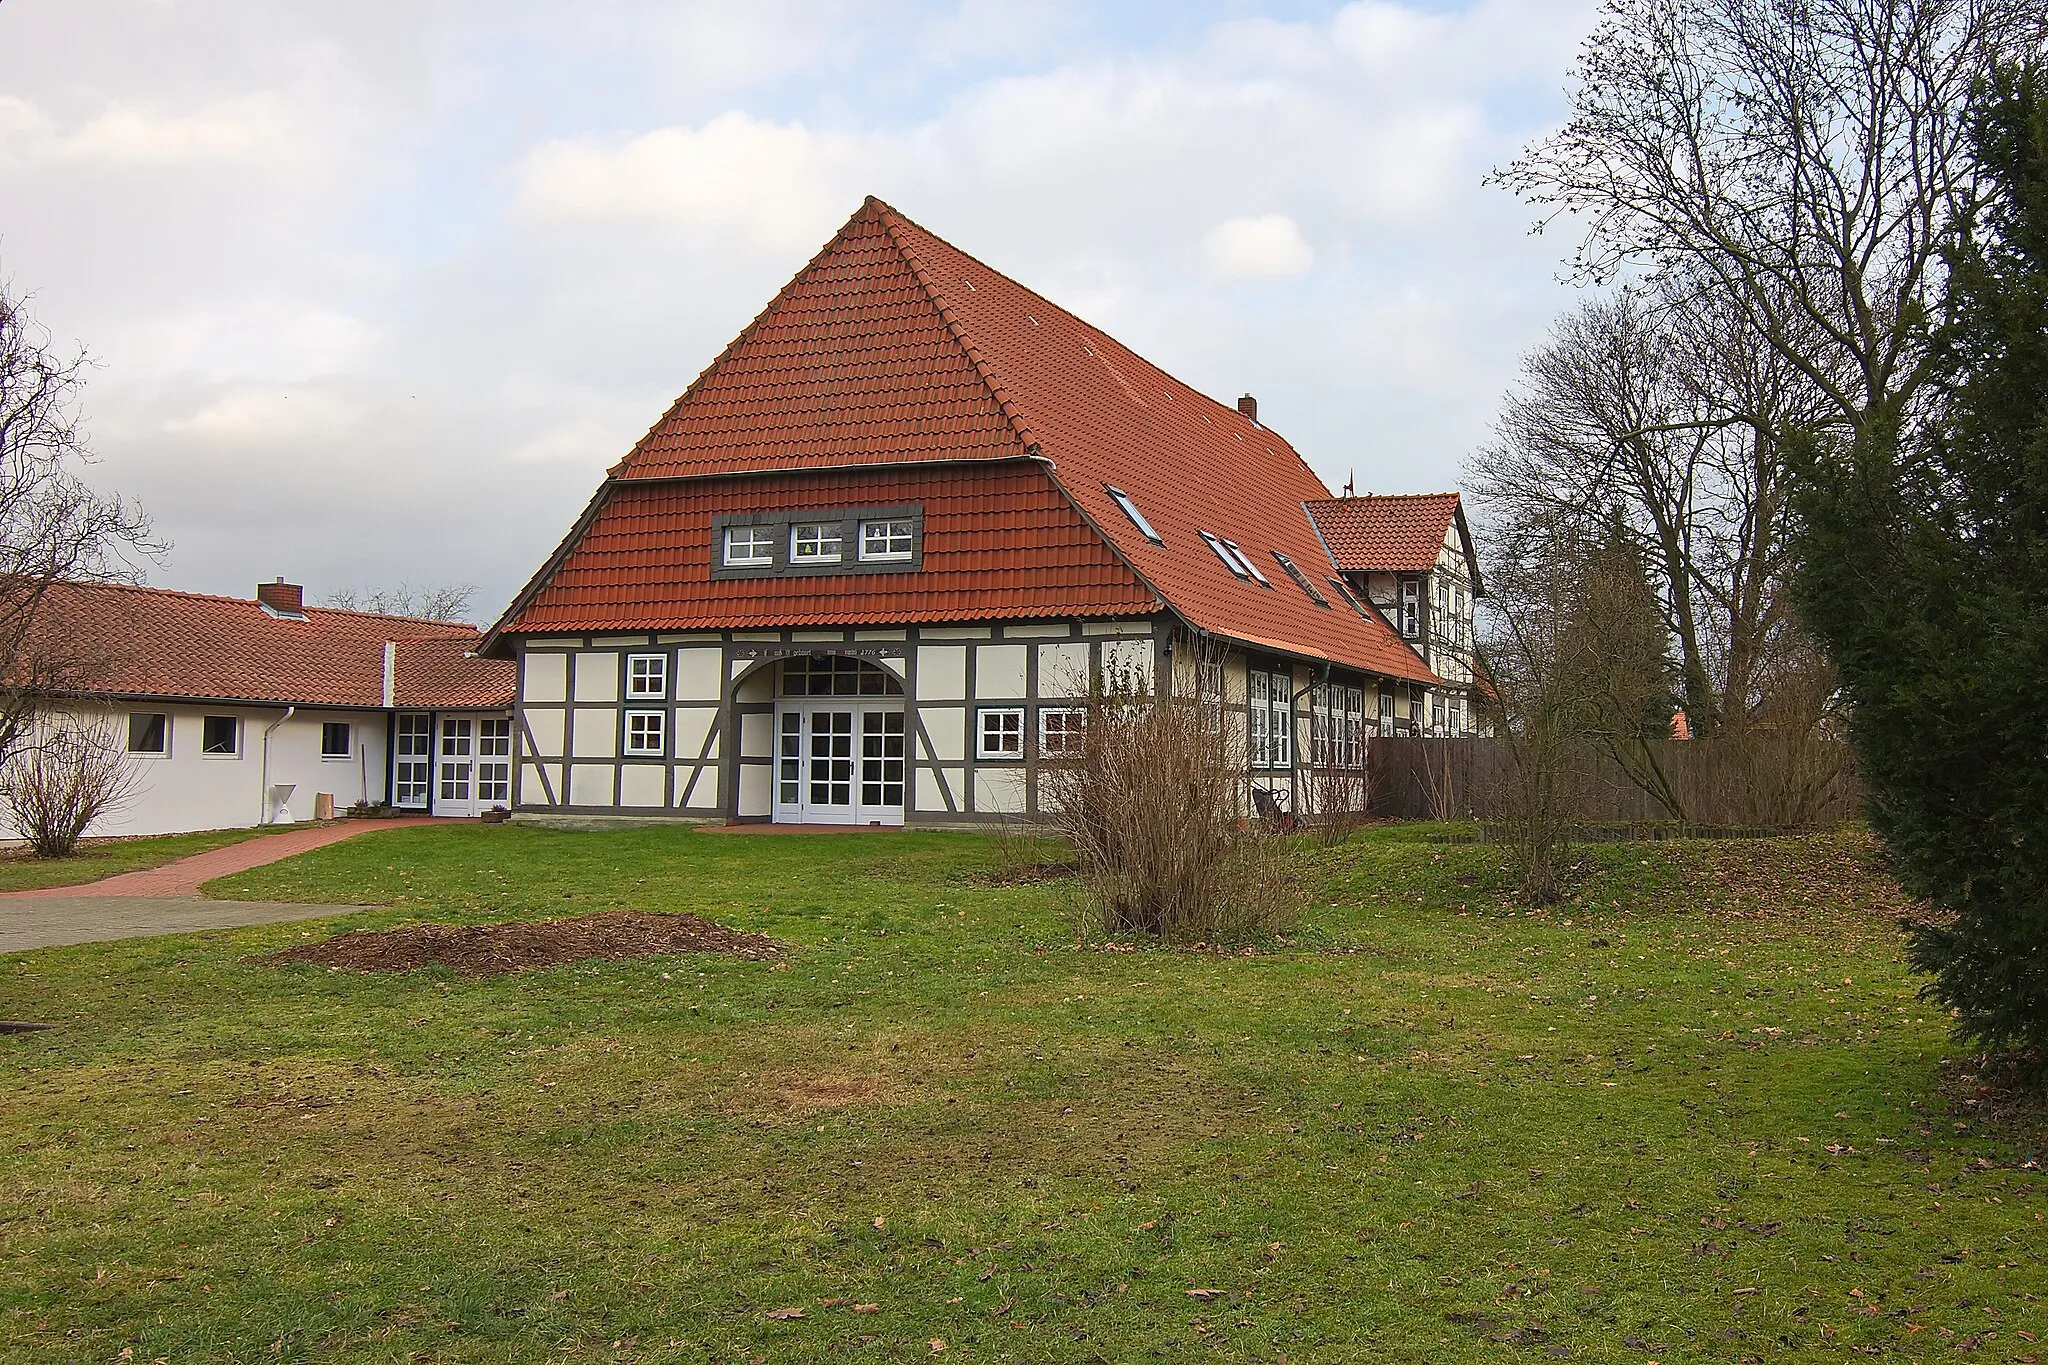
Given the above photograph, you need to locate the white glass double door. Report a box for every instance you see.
[774,704,905,825]
[395,714,512,815]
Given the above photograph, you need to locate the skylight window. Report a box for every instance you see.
[1200,531,1250,579]
[1221,539,1271,587]
[1327,576,1374,620]
[1273,552,1329,606]
[1105,485,1163,544]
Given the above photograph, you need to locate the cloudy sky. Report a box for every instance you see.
[0,0,1598,622]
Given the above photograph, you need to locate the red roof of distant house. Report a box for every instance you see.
[496,198,1435,684]
[26,580,515,709]
[1304,493,1474,579]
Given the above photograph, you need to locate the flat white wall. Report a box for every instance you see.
[0,705,392,839]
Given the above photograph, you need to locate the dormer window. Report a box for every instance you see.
[791,523,843,564]
[724,526,774,568]
[1105,485,1163,544]
[860,519,914,562]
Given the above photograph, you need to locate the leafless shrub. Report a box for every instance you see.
[0,712,139,857]
[1041,683,1297,944]
[319,581,478,623]
[1303,760,1371,846]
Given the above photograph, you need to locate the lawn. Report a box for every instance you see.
[1,823,2042,1363]
[0,825,274,893]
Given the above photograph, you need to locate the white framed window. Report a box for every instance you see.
[624,710,666,757]
[1248,670,1291,769]
[1105,485,1163,544]
[859,519,914,562]
[127,712,168,756]
[321,721,352,758]
[627,653,668,699]
[1400,578,1421,636]
[791,522,843,564]
[201,715,239,757]
[1038,706,1086,757]
[1311,685,1366,769]
[977,707,1024,759]
[723,525,775,567]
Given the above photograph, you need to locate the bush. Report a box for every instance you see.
[0,714,138,857]
[1041,688,1297,943]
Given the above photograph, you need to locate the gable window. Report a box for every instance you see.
[627,653,668,699]
[1105,485,1163,544]
[1273,552,1329,606]
[724,525,775,568]
[201,715,239,756]
[1399,578,1421,637]
[624,710,666,757]
[1038,706,1086,757]
[127,712,168,755]
[859,519,914,562]
[1248,670,1292,769]
[321,721,352,758]
[977,707,1024,759]
[790,523,843,565]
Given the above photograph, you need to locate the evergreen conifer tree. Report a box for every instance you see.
[1789,62,2048,1065]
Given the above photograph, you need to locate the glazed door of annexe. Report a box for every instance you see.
[769,654,906,827]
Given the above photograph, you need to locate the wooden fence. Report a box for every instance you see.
[1365,735,1862,829]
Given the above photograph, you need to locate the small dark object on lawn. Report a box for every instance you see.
[254,911,783,977]
[0,1021,54,1034]
[480,807,511,824]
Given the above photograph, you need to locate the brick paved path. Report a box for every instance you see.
[1,817,443,900]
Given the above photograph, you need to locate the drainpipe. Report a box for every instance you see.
[259,706,297,824]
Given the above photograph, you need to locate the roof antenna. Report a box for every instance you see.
[1343,469,1356,498]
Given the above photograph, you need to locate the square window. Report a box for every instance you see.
[127,712,167,755]
[790,522,843,564]
[1038,707,1086,757]
[723,525,775,567]
[201,715,239,756]
[625,710,666,757]
[859,519,915,562]
[977,707,1024,759]
[321,721,351,757]
[627,653,668,699]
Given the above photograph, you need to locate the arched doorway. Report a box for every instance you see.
[771,654,906,826]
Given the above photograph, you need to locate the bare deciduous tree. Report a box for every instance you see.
[1494,0,2042,440]
[320,581,478,622]
[0,713,140,858]
[0,279,157,764]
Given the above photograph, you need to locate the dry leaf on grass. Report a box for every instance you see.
[763,1307,805,1320]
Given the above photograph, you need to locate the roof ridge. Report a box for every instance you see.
[1307,491,1463,503]
[55,578,475,631]
[607,198,897,479]
[871,201,1042,456]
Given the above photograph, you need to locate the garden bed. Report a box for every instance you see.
[256,910,784,977]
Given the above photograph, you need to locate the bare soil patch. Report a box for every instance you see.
[729,1069,907,1120]
[257,910,784,977]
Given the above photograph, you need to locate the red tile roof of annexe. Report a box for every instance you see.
[1305,492,1477,580]
[24,580,515,709]
[494,198,1434,684]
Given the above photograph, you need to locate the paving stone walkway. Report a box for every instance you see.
[1,817,443,900]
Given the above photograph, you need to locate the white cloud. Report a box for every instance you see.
[1201,214,1314,280]
[0,93,305,171]
[517,113,868,252]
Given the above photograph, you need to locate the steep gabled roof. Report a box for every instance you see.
[1305,492,1481,588]
[496,198,1434,684]
[24,581,514,709]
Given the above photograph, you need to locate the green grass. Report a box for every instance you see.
[0,825,274,892]
[2,823,2042,1363]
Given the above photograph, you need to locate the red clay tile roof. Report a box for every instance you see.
[26,580,515,709]
[497,198,1434,684]
[1305,493,1475,580]
[507,463,1158,633]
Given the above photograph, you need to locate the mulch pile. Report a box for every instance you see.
[256,911,784,978]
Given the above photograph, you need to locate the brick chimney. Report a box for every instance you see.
[1237,393,1258,423]
[256,577,303,615]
